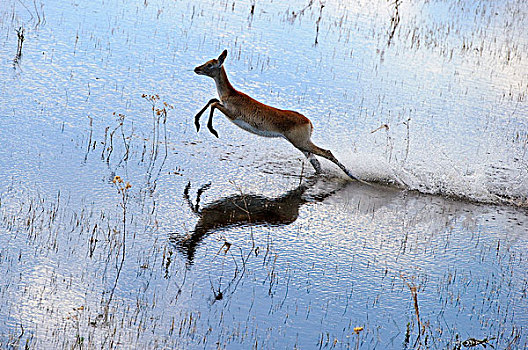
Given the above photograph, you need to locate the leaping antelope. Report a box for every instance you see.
[194,50,363,182]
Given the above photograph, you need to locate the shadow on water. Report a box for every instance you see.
[170,176,360,263]
[169,174,414,264]
[171,169,527,267]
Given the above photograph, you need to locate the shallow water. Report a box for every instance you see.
[1,0,527,348]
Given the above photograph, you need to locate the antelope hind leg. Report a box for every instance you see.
[306,142,367,183]
[303,151,322,173]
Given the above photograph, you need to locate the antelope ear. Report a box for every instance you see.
[217,50,228,66]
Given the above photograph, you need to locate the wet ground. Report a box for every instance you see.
[1,0,527,348]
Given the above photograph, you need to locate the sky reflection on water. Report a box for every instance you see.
[0,0,527,348]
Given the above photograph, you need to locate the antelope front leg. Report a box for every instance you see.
[207,101,231,138]
[195,98,219,132]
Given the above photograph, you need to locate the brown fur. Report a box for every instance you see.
[222,90,311,133]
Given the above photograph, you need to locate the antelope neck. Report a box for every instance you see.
[214,66,236,98]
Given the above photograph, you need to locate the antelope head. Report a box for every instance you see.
[194,50,227,78]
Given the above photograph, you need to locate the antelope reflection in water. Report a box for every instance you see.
[171,177,348,263]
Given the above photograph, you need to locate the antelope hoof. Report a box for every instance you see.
[208,125,219,138]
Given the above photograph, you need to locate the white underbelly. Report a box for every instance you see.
[231,119,283,138]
